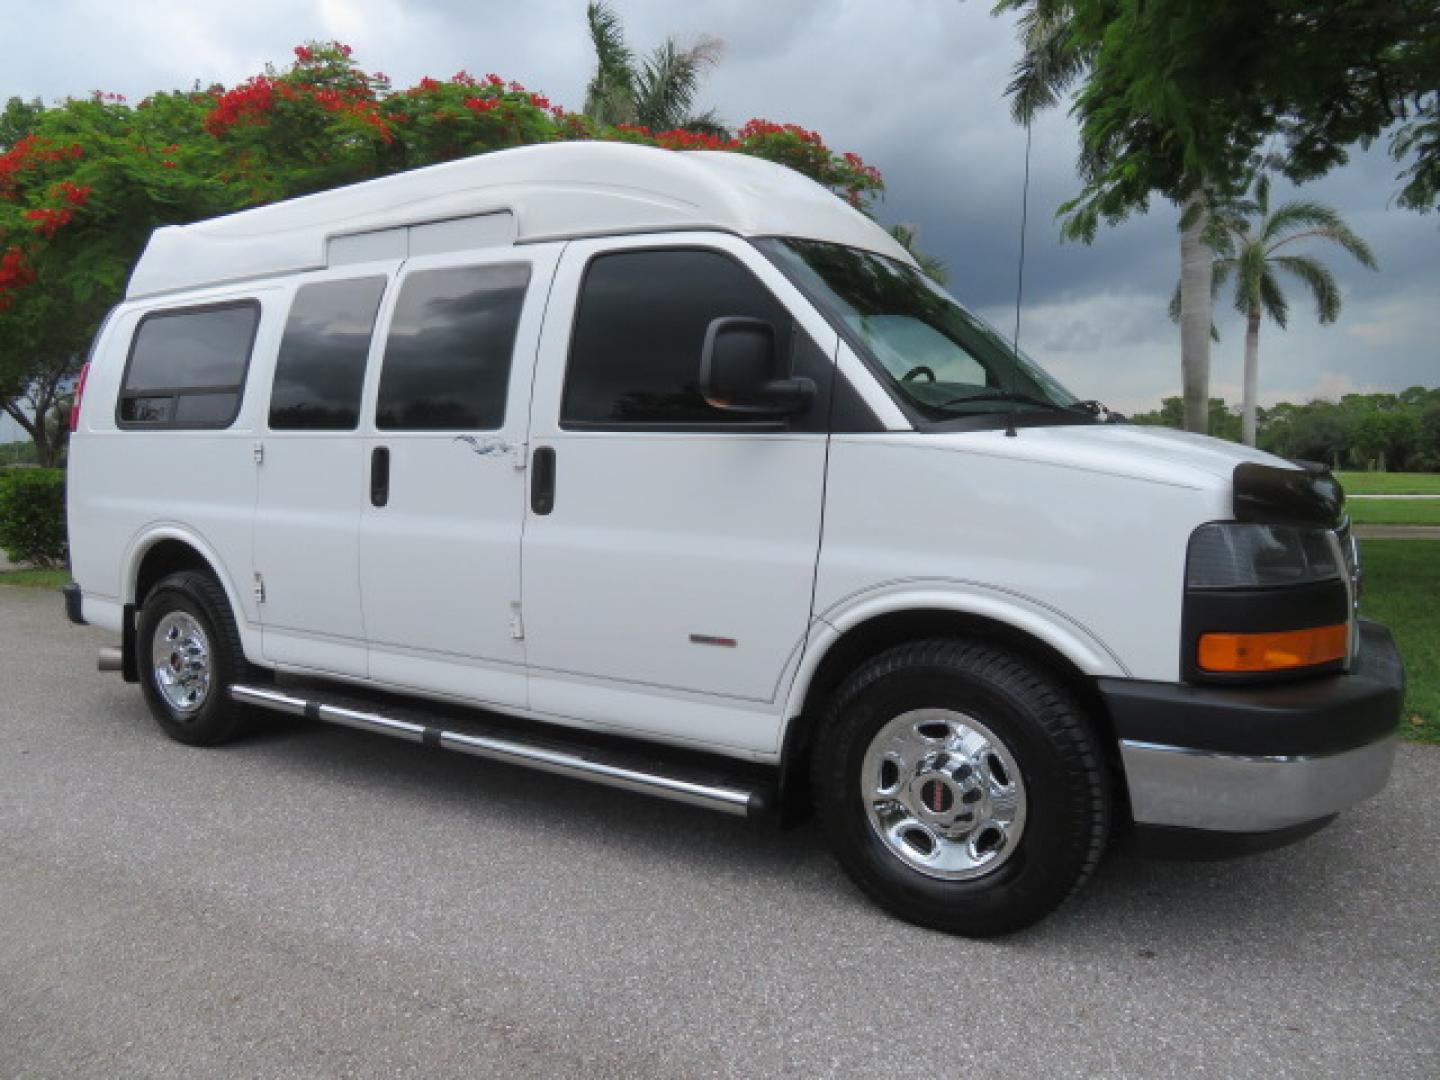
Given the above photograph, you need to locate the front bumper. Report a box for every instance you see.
[1099,619,1403,842]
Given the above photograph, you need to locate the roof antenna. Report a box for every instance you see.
[1006,121,1034,438]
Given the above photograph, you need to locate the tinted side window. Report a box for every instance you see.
[376,264,529,431]
[269,277,386,431]
[119,302,259,428]
[562,250,792,427]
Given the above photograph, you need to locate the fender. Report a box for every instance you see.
[121,522,262,662]
[778,578,1132,752]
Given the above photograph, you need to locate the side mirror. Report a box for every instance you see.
[700,317,815,417]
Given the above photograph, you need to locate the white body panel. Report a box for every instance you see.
[126,143,915,300]
[252,264,398,677]
[521,233,837,752]
[357,243,562,709]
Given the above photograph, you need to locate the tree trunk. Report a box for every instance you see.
[1241,306,1261,447]
[1178,192,1214,435]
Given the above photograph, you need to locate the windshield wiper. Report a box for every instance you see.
[934,389,1073,412]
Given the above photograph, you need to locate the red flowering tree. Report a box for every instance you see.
[0,40,885,465]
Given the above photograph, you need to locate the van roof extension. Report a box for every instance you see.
[126,141,915,299]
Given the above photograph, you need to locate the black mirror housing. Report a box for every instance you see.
[699,317,815,417]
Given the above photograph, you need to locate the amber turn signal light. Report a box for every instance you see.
[1198,624,1348,673]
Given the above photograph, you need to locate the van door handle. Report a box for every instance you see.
[371,446,390,508]
[531,446,555,515]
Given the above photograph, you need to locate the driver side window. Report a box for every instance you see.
[561,248,794,428]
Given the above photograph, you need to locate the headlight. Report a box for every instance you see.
[1186,523,1342,590]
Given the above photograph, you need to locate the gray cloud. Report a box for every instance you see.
[5,0,1436,413]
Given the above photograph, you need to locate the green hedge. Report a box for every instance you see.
[0,468,67,568]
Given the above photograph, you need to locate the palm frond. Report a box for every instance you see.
[634,36,720,132]
[1233,239,1269,316]
[681,109,729,140]
[584,1,636,126]
[1258,269,1290,329]
[1272,254,1343,323]
[1003,7,1095,124]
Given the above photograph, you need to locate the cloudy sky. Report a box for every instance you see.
[4,0,1436,422]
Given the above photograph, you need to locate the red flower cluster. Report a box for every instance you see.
[416,77,441,92]
[735,119,823,146]
[0,135,84,198]
[57,181,91,205]
[464,97,501,114]
[206,67,392,143]
[842,150,883,184]
[24,206,73,238]
[294,46,314,62]
[0,246,36,303]
[530,94,550,110]
[654,128,727,151]
[205,76,276,135]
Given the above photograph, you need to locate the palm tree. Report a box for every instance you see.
[1171,176,1377,445]
[888,224,950,285]
[997,0,1218,436]
[583,2,726,136]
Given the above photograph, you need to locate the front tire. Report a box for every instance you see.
[812,639,1110,936]
[137,571,253,746]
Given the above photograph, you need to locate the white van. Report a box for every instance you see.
[65,143,1403,935]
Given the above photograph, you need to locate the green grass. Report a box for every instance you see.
[0,568,70,589]
[1348,499,1440,526]
[1360,539,1439,744]
[1337,471,1440,495]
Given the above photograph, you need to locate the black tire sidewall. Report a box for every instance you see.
[137,574,246,746]
[815,644,1108,936]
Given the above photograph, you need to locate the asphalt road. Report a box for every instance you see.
[2,585,1436,1079]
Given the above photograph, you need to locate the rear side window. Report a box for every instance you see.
[376,264,530,431]
[561,249,793,427]
[269,277,387,431]
[118,301,259,428]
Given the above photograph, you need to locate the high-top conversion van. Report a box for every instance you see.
[65,143,1403,935]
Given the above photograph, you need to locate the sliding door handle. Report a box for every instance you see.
[531,446,555,515]
[370,446,390,508]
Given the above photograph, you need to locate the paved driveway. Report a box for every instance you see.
[1,585,1435,1078]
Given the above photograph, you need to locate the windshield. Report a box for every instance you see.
[759,238,1085,423]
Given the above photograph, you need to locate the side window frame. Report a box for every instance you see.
[115,298,261,431]
[559,245,806,434]
[373,261,532,433]
[267,275,388,433]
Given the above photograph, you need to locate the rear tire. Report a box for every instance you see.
[137,571,253,746]
[811,638,1110,936]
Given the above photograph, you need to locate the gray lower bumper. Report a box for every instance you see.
[1120,735,1398,833]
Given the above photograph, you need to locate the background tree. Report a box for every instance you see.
[992,0,1440,434]
[1169,176,1377,446]
[583,1,725,135]
[1133,386,1440,471]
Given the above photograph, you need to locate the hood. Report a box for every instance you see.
[907,422,1293,491]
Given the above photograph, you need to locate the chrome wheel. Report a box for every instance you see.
[861,708,1027,880]
[151,611,212,715]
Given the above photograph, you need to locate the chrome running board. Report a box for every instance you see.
[229,684,764,819]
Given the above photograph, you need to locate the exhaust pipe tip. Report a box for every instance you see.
[98,645,124,673]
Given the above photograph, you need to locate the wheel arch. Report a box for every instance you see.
[775,600,1129,828]
[122,527,260,663]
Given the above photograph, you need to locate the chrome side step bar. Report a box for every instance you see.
[229,684,764,819]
